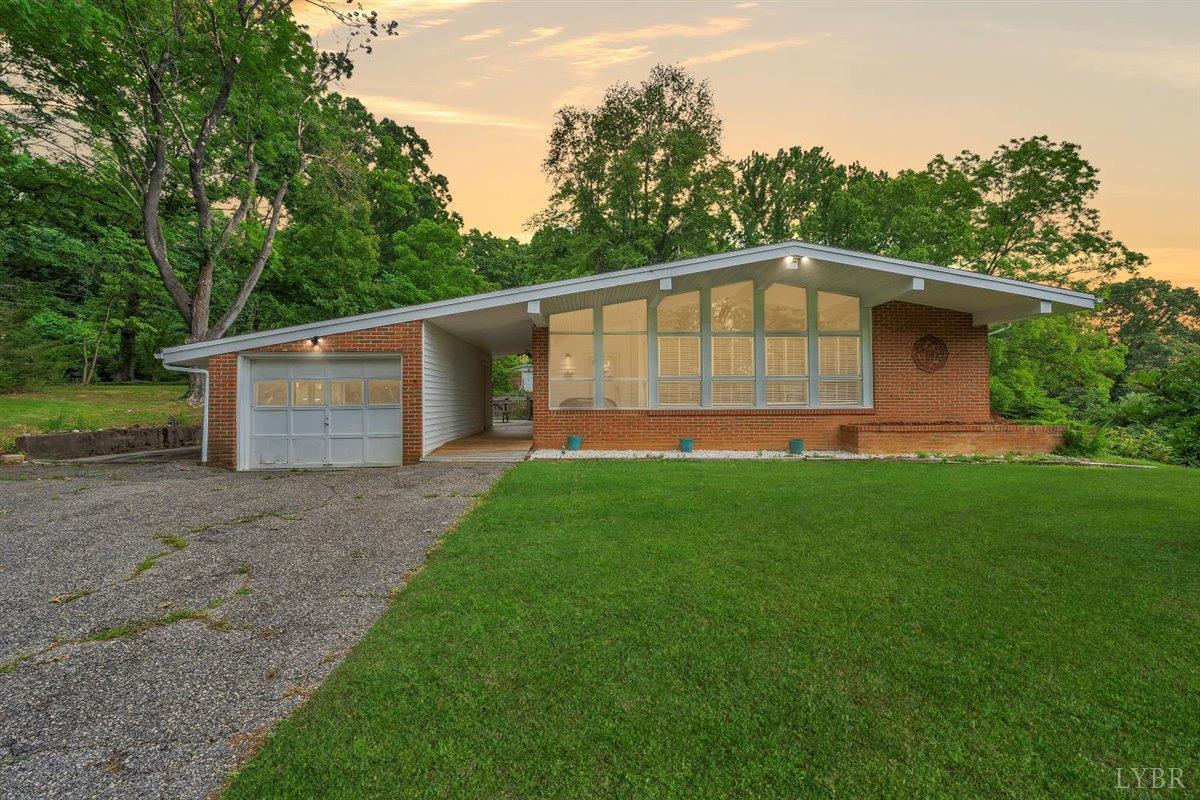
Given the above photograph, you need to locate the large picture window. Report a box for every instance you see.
[656,291,700,407]
[546,280,868,410]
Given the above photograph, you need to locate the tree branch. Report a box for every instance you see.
[209,179,288,338]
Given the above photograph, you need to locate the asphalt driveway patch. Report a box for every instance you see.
[0,459,509,799]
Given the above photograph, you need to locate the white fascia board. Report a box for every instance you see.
[788,242,1095,307]
[159,240,1096,365]
[973,300,1054,326]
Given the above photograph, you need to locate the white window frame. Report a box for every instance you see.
[600,301,648,408]
[546,283,874,410]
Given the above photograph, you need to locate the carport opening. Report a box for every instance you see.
[421,319,533,463]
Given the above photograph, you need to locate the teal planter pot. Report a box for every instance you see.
[679,437,695,453]
[566,435,583,451]
[788,438,805,455]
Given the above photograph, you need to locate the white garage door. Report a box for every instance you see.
[246,357,403,468]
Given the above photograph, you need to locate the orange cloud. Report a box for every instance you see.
[680,38,807,66]
[355,94,544,134]
[511,26,565,47]
[540,16,750,71]
[461,27,505,42]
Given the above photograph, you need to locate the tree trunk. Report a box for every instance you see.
[185,371,206,406]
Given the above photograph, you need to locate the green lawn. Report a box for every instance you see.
[225,461,1199,800]
[0,383,194,452]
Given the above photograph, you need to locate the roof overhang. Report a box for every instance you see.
[160,241,1097,367]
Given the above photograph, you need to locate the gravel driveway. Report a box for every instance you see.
[0,458,510,799]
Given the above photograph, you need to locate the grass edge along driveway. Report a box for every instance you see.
[224,460,1199,800]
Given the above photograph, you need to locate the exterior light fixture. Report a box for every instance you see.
[784,255,798,269]
[310,336,322,346]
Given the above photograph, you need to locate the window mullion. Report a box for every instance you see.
[592,305,603,408]
[648,300,658,408]
[861,305,873,408]
[753,283,765,407]
[700,286,712,407]
[807,289,820,408]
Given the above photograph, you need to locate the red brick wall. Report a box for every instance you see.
[842,423,1065,455]
[871,301,991,421]
[531,301,995,452]
[205,322,423,469]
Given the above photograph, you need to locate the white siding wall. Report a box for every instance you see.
[422,322,486,454]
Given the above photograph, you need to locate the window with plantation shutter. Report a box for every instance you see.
[766,381,808,405]
[819,379,862,405]
[819,336,860,375]
[548,282,870,411]
[658,381,701,406]
[656,291,700,406]
[658,337,699,377]
[766,337,807,376]
[712,381,754,406]
[766,335,807,405]
[816,292,862,405]
[712,337,753,376]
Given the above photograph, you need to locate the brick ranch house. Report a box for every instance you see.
[158,242,1094,470]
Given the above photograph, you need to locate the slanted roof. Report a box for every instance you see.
[159,240,1097,366]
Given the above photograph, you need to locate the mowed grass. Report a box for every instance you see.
[225,461,1199,800]
[0,383,194,451]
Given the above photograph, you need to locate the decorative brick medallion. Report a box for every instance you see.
[912,334,949,373]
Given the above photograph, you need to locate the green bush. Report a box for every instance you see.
[1104,425,1174,463]
[1057,422,1108,458]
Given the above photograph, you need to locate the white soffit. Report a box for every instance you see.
[160,241,1096,365]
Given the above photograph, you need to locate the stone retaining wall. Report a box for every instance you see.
[16,425,201,460]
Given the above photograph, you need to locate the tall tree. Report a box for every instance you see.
[0,0,391,354]
[932,137,1146,286]
[731,146,847,247]
[1097,277,1200,376]
[536,64,732,273]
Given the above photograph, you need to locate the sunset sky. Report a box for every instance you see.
[306,0,1200,288]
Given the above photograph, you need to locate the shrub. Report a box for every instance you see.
[1105,425,1174,464]
[1056,422,1108,458]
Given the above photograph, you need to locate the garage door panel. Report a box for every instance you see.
[330,408,364,435]
[330,437,365,464]
[365,407,402,435]
[290,408,327,436]
[291,361,326,379]
[247,357,402,469]
[253,362,289,380]
[253,437,288,466]
[366,437,403,464]
[363,360,400,378]
[328,361,365,379]
[290,437,326,464]
[253,409,288,436]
